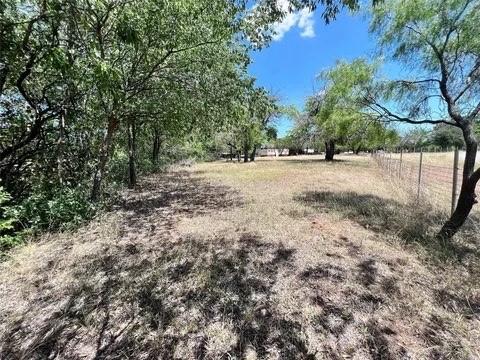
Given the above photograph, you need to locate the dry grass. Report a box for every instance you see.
[377,151,480,218]
[1,155,479,359]
[394,150,480,167]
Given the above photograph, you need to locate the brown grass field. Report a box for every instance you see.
[1,155,479,359]
[386,150,480,167]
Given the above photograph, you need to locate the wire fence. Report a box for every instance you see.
[372,149,477,216]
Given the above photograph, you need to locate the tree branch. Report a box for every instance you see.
[366,100,460,127]
[126,40,221,100]
[405,23,463,123]
[396,79,440,85]
[455,59,480,102]
[16,52,38,110]
[468,101,480,121]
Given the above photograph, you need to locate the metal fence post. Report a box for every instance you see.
[417,149,423,200]
[451,148,459,215]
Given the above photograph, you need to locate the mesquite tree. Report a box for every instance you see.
[308,59,383,161]
[368,0,480,239]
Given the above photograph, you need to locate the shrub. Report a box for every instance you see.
[0,187,23,253]
[21,186,97,231]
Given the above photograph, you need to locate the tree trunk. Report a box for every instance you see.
[250,145,257,162]
[325,140,335,161]
[152,127,160,166]
[127,118,136,189]
[439,123,479,239]
[229,144,233,161]
[237,150,241,162]
[91,115,118,202]
[0,63,8,96]
[243,142,249,163]
[354,145,361,155]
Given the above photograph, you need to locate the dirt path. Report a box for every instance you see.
[1,156,479,359]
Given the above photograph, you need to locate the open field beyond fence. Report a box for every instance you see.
[374,151,480,218]
[1,155,479,359]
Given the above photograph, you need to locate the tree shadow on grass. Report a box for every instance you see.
[271,155,372,167]
[296,191,479,358]
[123,171,240,214]
[296,191,480,263]
[277,157,347,161]
[0,171,316,359]
[0,234,311,359]
[106,170,244,242]
[271,157,350,166]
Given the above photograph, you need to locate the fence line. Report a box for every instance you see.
[372,149,463,215]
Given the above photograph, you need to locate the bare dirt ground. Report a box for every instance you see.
[1,155,479,359]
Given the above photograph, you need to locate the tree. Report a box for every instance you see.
[0,0,381,236]
[309,59,381,160]
[0,1,70,195]
[265,125,278,141]
[0,0,268,233]
[368,0,480,239]
[248,88,280,161]
[78,0,249,199]
[400,128,430,151]
[430,123,464,150]
[286,107,321,154]
[349,120,399,154]
[222,86,279,162]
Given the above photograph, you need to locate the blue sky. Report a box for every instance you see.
[248,9,395,137]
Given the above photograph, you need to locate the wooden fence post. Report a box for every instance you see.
[451,148,459,215]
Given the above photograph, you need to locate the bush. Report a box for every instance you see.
[0,187,23,254]
[1,182,103,256]
[21,186,97,231]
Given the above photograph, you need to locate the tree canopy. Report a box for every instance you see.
[0,0,281,243]
[298,59,398,159]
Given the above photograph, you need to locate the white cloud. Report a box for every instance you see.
[271,0,315,41]
[298,9,315,38]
